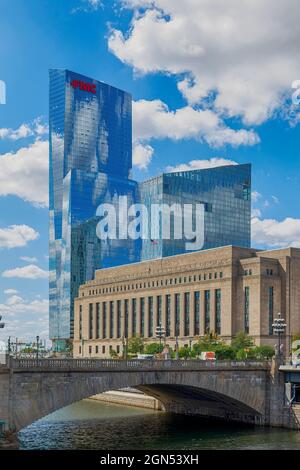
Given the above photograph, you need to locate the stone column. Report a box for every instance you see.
[100,302,104,340]
[121,299,125,338]
[128,298,133,339]
[107,302,111,339]
[211,289,216,335]
[162,294,167,333]
[83,303,88,341]
[153,294,158,331]
[190,290,195,337]
[200,291,205,336]
[180,293,185,338]
[145,297,150,338]
[93,303,97,340]
[170,293,175,337]
[113,300,118,339]
[137,297,141,336]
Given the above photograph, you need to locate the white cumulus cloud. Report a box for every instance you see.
[133,142,154,169]
[2,264,48,280]
[20,256,38,263]
[0,296,49,342]
[166,157,237,173]
[252,217,300,248]
[3,289,18,295]
[0,139,49,207]
[0,117,48,141]
[110,0,300,125]
[0,225,39,249]
[133,99,259,148]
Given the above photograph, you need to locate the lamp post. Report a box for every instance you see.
[272,312,287,361]
[175,335,179,360]
[122,335,127,360]
[0,315,4,329]
[155,324,166,353]
[36,335,40,361]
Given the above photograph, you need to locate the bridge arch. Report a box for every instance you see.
[7,364,268,432]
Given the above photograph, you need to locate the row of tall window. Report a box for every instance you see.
[79,290,222,340]
[84,272,224,297]
[243,286,274,335]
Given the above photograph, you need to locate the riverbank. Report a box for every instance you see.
[89,388,163,411]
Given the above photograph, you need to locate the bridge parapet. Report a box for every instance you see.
[7,358,271,372]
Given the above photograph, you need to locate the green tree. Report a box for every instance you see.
[253,345,275,359]
[236,348,248,360]
[193,333,223,356]
[145,342,162,355]
[214,344,235,360]
[292,333,300,353]
[178,346,193,359]
[127,336,144,355]
[292,333,300,342]
[109,348,118,359]
[231,332,254,351]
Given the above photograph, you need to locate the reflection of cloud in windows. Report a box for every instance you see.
[0,80,6,104]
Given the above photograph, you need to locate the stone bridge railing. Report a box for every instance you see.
[6,357,271,372]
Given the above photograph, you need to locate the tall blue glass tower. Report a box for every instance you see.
[49,69,139,348]
[49,69,251,350]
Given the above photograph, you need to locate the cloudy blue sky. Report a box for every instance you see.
[0,0,299,344]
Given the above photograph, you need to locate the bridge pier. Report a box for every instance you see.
[0,432,19,450]
[0,367,11,434]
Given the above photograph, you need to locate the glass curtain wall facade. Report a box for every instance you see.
[139,164,251,261]
[49,69,139,348]
[49,69,251,350]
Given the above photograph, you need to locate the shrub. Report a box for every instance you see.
[253,345,274,359]
[127,336,144,354]
[232,332,254,351]
[145,342,162,355]
[214,344,235,360]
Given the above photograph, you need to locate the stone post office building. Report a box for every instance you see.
[73,245,300,358]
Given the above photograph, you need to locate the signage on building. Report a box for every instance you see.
[70,79,96,94]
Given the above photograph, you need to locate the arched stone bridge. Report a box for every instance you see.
[0,358,293,433]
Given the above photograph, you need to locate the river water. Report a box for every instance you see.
[18,399,300,450]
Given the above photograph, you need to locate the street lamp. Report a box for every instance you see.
[272,312,287,360]
[175,335,179,360]
[155,324,166,353]
[36,335,40,361]
[122,335,127,360]
[0,315,4,329]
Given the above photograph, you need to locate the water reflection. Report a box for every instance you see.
[18,399,300,450]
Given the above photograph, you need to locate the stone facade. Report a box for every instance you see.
[73,245,300,358]
[1,358,299,433]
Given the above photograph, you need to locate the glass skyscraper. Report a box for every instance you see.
[139,164,251,261]
[49,69,251,349]
[49,69,139,349]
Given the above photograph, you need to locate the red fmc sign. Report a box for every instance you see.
[70,79,96,94]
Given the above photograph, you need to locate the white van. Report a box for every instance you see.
[137,354,154,360]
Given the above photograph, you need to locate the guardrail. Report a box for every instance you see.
[7,357,271,371]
